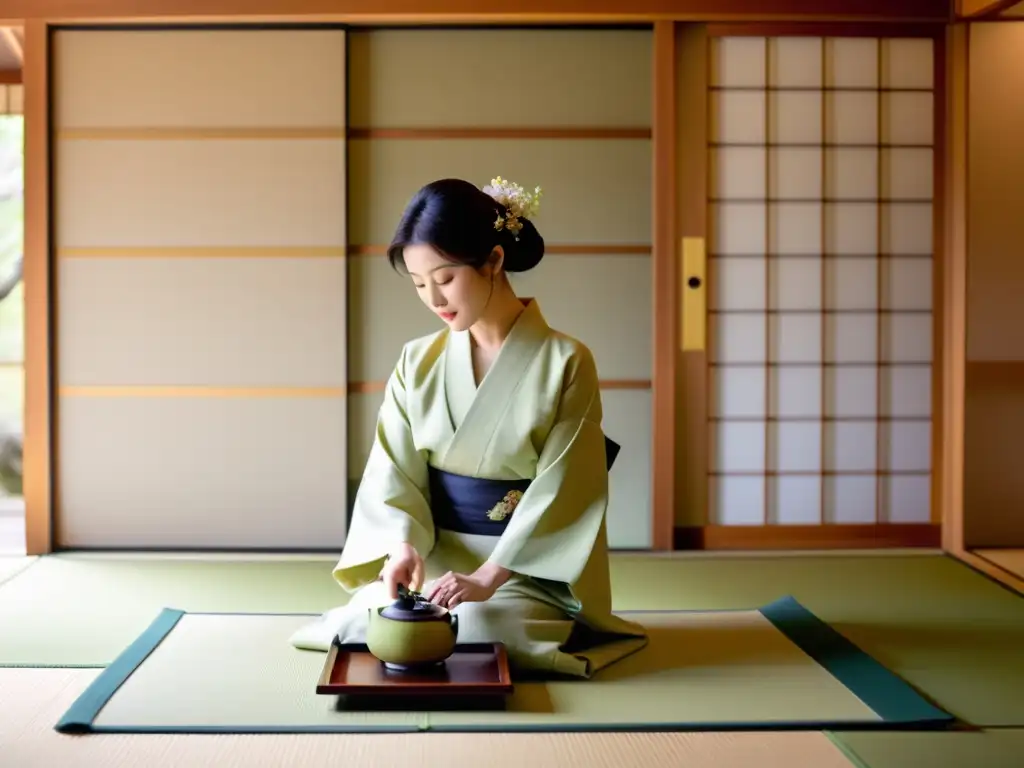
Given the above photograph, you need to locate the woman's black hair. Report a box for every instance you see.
[386,178,545,274]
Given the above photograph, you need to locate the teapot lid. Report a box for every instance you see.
[380,585,449,622]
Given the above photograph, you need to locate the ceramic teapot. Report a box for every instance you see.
[366,584,460,671]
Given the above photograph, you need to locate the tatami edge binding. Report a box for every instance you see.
[54,607,185,734]
[759,595,954,728]
[50,596,955,734]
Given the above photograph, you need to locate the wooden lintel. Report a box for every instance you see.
[958,0,1023,17]
[0,0,951,25]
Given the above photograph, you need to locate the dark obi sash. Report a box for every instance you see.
[430,434,621,537]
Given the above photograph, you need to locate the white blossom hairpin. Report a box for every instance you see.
[483,176,543,241]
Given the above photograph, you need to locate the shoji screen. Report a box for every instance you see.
[52,28,349,549]
[707,34,936,530]
[346,28,654,549]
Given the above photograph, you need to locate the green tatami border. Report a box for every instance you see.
[760,596,952,727]
[53,596,954,735]
[55,607,187,733]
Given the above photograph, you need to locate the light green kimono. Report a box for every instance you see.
[289,299,648,678]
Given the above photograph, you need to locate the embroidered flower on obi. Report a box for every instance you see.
[486,489,524,522]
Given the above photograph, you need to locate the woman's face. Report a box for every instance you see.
[403,244,501,332]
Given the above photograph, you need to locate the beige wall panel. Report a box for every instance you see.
[964,23,1024,547]
[348,29,651,129]
[347,390,385,486]
[349,254,652,382]
[53,29,346,128]
[967,23,1024,360]
[348,138,652,246]
[346,390,651,550]
[55,139,346,248]
[57,396,348,549]
[964,369,1024,546]
[346,258,431,384]
[601,389,653,549]
[513,256,652,380]
[52,27,349,549]
[57,257,346,388]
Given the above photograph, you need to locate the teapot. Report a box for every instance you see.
[365,584,460,671]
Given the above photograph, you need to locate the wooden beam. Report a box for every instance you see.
[675,24,708,542]
[0,0,951,24]
[675,524,942,550]
[942,22,967,555]
[932,28,948,528]
[651,21,677,552]
[958,0,1023,18]
[23,20,51,556]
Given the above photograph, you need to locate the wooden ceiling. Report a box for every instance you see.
[0,27,21,85]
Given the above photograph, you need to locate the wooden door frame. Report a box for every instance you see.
[670,20,950,551]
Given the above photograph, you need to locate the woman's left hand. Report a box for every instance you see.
[425,571,496,609]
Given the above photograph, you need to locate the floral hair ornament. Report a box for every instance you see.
[483,176,542,241]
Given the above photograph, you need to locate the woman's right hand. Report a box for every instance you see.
[381,542,424,599]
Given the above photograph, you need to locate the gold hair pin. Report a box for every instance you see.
[483,176,542,241]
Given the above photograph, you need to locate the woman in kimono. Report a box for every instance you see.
[290,177,648,678]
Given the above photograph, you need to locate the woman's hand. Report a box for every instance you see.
[380,542,424,599]
[426,563,511,609]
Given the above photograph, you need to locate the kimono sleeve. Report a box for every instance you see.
[332,344,436,592]
[485,344,609,588]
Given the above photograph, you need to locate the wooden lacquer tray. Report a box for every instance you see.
[316,642,514,697]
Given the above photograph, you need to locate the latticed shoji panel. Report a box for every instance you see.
[707,35,935,526]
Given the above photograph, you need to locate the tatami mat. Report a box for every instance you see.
[832,729,1024,768]
[54,605,948,734]
[1,552,1021,730]
[2,550,1024,768]
[0,668,858,768]
[608,552,1024,727]
[0,554,342,666]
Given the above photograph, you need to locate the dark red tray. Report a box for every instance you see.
[316,641,513,697]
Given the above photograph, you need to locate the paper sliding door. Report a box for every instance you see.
[52,27,349,549]
[698,27,940,546]
[344,28,655,549]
